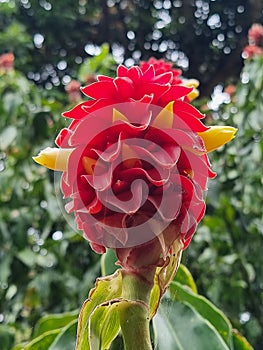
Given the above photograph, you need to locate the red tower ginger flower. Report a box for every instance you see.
[224,84,236,97]
[65,79,82,103]
[140,58,199,101]
[0,52,14,72]
[34,61,236,274]
[248,23,263,46]
[242,45,263,59]
[242,23,263,60]
[140,57,183,85]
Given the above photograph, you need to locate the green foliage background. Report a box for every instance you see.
[186,55,263,350]
[0,1,262,349]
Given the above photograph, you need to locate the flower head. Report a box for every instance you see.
[248,23,263,46]
[34,60,236,272]
[242,23,263,60]
[140,58,183,85]
[65,79,82,103]
[242,45,263,59]
[224,84,236,97]
[0,52,14,72]
[140,58,199,101]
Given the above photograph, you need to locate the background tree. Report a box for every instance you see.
[1,0,263,95]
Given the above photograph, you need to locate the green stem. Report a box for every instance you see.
[119,270,155,350]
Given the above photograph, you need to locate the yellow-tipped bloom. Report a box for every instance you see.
[32,147,73,171]
[183,78,200,101]
[198,126,237,153]
[33,127,237,172]
[187,88,200,102]
[152,101,174,129]
[183,79,199,88]
[32,59,238,284]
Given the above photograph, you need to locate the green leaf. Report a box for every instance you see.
[17,248,36,267]
[0,254,12,284]
[0,126,17,150]
[78,43,113,82]
[173,264,198,293]
[18,321,77,350]
[0,325,15,350]
[169,281,233,347]
[76,269,122,350]
[49,320,77,350]
[101,249,118,277]
[19,329,60,350]
[108,335,123,349]
[33,310,79,338]
[232,329,254,350]
[153,299,230,350]
[16,247,57,269]
[2,92,22,116]
[89,301,121,350]
[84,53,101,74]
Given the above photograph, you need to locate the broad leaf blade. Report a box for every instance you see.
[173,264,198,293]
[232,329,254,350]
[153,299,230,350]
[33,310,78,337]
[0,325,15,350]
[19,330,60,350]
[169,281,233,347]
[0,126,17,150]
[49,320,77,350]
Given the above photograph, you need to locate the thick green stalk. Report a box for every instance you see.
[119,270,155,350]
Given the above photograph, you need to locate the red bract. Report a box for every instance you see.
[0,52,14,72]
[248,23,263,46]
[56,63,215,271]
[242,45,263,59]
[140,57,183,85]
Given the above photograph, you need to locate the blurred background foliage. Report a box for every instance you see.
[1,0,263,95]
[0,0,262,349]
[186,53,263,350]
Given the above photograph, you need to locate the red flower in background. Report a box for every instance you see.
[65,80,82,103]
[242,45,263,59]
[34,59,236,272]
[140,57,183,85]
[242,23,263,60]
[140,58,200,102]
[248,23,263,46]
[224,84,236,97]
[0,52,14,72]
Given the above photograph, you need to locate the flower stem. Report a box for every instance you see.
[119,270,155,350]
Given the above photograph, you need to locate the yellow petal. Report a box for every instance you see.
[198,126,237,153]
[183,78,200,88]
[152,101,174,129]
[32,147,73,171]
[112,108,129,123]
[187,88,199,102]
